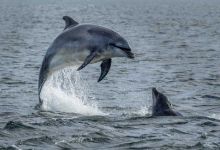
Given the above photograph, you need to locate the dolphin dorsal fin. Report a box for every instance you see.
[62,16,78,30]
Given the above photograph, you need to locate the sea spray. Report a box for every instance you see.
[40,67,105,116]
[209,114,220,120]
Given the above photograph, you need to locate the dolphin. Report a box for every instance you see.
[152,88,182,116]
[38,16,134,104]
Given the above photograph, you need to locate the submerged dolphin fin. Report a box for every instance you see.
[98,59,111,82]
[77,52,97,71]
[62,16,78,30]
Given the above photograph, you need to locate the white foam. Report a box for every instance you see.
[126,105,151,117]
[209,114,220,120]
[40,67,105,116]
[136,105,151,116]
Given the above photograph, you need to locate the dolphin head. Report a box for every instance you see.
[152,88,173,116]
[87,26,134,60]
[109,37,134,59]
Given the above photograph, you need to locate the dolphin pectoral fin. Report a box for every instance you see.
[77,52,97,71]
[98,59,111,82]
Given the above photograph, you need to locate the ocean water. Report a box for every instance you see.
[0,0,220,149]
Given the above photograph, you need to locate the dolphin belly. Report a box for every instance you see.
[49,48,90,72]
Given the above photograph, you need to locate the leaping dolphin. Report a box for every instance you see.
[38,16,134,104]
[152,88,182,116]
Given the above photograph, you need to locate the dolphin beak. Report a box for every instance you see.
[152,88,158,95]
[121,47,134,59]
[152,88,159,106]
[152,88,159,99]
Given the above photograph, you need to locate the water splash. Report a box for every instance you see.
[209,114,220,120]
[137,105,151,116]
[40,67,105,116]
[125,105,151,117]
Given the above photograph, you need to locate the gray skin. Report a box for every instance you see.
[152,88,182,116]
[38,16,134,104]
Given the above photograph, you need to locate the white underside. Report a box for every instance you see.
[48,48,112,73]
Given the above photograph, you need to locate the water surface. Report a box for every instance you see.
[0,0,220,149]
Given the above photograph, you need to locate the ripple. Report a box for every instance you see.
[55,140,75,149]
[0,130,10,137]
[17,136,54,146]
[71,131,111,143]
[4,121,35,130]
[0,77,26,85]
[169,128,190,134]
[202,95,220,100]
[32,118,76,127]
[0,145,21,150]
[199,121,219,127]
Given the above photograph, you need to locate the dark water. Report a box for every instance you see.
[1,0,220,149]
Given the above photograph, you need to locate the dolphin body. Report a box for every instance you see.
[152,88,182,116]
[38,16,134,104]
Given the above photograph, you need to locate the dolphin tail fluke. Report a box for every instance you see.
[98,59,111,82]
[77,52,97,71]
